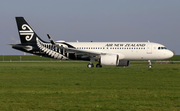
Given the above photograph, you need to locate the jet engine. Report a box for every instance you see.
[100,54,119,66]
[100,54,130,66]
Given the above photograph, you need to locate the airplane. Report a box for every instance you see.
[9,17,174,68]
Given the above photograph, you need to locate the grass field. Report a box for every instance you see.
[0,61,180,110]
[0,55,59,61]
[0,55,179,61]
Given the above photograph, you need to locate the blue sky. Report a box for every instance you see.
[0,0,180,55]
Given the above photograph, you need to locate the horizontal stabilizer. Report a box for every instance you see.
[8,44,33,51]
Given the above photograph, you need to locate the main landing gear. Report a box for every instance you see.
[96,63,102,68]
[87,58,102,68]
[87,63,102,68]
[87,63,94,68]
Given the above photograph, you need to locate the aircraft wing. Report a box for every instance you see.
[47,34,102,57]
[63,47,101,56]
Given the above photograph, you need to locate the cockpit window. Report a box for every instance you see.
[158,47,167,50]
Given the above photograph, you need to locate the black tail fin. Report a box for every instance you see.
[16,17,39,44]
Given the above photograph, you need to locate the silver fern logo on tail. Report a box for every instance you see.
[19,24,34,41]
[36,38,68,60]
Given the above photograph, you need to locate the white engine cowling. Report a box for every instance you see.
[100,54,119,66]
[100,55,130,66]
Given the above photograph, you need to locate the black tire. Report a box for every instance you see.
[96,64,102,68]
[149,65,152,68]
[87,63,94,68]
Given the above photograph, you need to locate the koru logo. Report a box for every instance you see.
[19,24,34,41]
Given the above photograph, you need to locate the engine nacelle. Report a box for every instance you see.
[100,55,130,66]
[100,54,119,66]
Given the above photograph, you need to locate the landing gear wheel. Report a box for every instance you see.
[96,64,102,68]
[148,60,152,68]
[149,65,152,68]
[87,63,94,68]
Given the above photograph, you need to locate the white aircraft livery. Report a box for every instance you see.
[9,17,174,68]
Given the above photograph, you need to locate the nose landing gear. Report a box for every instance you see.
[148,60,152,68]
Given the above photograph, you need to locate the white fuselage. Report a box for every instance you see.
[59,41,173,60]
[13,17,174,68]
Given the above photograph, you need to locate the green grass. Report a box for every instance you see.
[165,55,180,61]
[0,55,59,61]
[0,62,180,110]
[0,55,179,61]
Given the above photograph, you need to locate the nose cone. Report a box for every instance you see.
[167,50,174,59]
